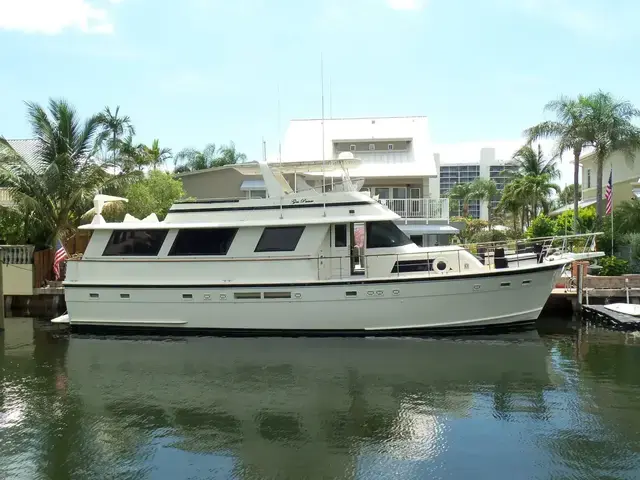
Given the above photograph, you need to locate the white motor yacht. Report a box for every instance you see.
[61,159,603,335]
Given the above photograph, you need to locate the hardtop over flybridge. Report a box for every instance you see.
[61,156,604,335]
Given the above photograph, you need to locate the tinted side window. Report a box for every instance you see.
[255,226,304,252]
[103,230,168,256]
[169,228,237,256]
[366,221,413,249]
[334,224,347,247]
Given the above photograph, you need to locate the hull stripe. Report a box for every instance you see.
[69,319,537,337]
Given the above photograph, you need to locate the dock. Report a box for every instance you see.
[581,305,640,331]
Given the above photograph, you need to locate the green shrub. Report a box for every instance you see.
[554,206,596,234]
[595,256,630,276]
[527,214,556,239]
[470,230,508,244]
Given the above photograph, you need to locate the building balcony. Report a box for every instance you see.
[378,198,449,222]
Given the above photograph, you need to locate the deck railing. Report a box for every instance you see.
[378,198,449,221]
[0,245,34,264]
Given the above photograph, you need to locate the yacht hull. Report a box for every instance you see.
[63,263,564,335]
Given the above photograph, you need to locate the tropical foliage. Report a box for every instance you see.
[526,91,640,225]
[526,214,556,238]
[0,98,247,247]
[594,256,630,276]
[496,146,561,231]
[0,99,129,247]
[174,141,247,173]
[102,170,186,221]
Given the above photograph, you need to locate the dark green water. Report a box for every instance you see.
[1,317,640,480]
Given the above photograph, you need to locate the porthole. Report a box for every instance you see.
[434,257,448,273]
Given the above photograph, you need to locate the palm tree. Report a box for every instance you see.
[174,143,218,173]
[558,184,578,206]
[509,144,560,180]
[448,182,475,217]
[0,99,126,247]
[118,135,148,173]
[215,141,247,167]
[525,95,591,231]
[613,199,640,234]
[498,182,523,232]
[145,139,172,170]
[96,106,135,174]
[579,91,640,221]
[470,178,500,229]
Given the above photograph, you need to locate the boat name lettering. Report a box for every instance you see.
[291,198,313,204]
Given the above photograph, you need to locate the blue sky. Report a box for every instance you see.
[1,0,639,185]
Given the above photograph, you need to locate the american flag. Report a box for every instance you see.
[53,239,68,280]
[605,169,613,215]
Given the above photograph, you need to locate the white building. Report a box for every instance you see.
[435,140,524,221]
[273,116,454,246]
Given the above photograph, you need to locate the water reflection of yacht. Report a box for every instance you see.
[65,335,552,477]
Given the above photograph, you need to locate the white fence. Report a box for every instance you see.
[378,198,449,221]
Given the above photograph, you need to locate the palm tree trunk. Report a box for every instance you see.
[573,148,581,232]
[596,156,606,222]
[112,131,117,175]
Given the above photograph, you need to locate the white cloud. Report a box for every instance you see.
[385,0,427,11]
[0,0,118,35]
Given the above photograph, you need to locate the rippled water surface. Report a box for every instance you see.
[1,317,640,479]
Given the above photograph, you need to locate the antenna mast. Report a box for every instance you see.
[278,83,283,219]
[321,53,326,216]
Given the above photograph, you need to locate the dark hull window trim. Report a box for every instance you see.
[168,200,373,214]
[64,263,561,289]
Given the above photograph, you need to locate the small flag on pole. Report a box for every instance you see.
[605,169,613,215]
[53,239,68,280]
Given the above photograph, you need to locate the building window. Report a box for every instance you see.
[369,144,375,151]
[350,144,356,152]
[366,221,413,249]
[587,169,591,189]
[388,144,394,151]
[255,226,305,252]
[334,224,347,248]
[103,230,168,256]
[169,228,237,256]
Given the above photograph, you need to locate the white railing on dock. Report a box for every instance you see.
[378,198,449,221]
[0,188,13,206]
[0,245,35,264]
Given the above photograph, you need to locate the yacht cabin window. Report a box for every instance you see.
[103,230,168,256]
[334,224,347,247]
[366,221,413,249]
[255,226,305,252]
[169,228,238,256]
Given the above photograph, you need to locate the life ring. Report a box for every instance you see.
[433,257,448,274]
